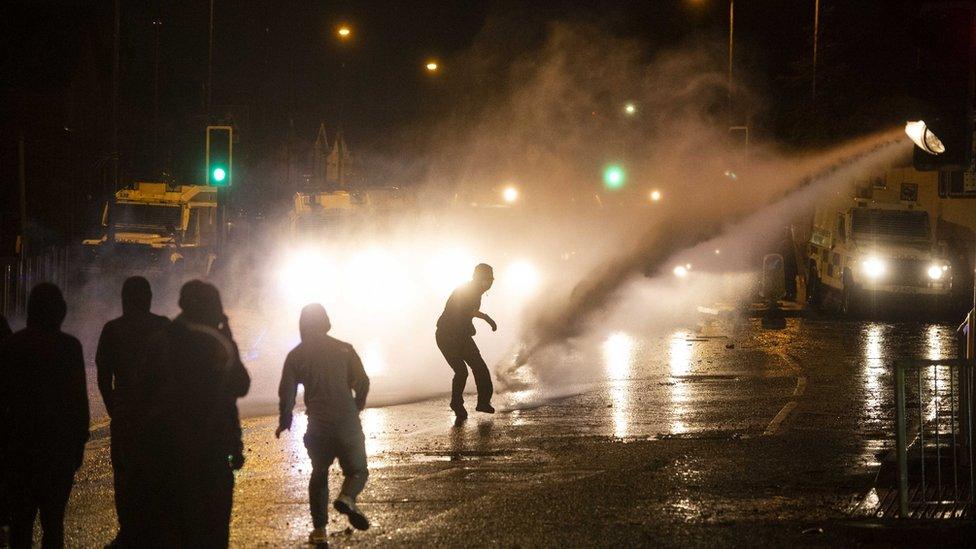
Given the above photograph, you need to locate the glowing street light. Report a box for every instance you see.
[337,25,352,40]
[502,186,519,203]
[649,189,662,202]
[673,265,689,278]
[425,60,440,73]
[603,164,626,190]
[624,102,637,116]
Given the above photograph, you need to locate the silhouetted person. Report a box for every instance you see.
[276,303,370,544]
[95,277,169,548]
[0,283,89,549]
[436,263,497,419]
[136,280,249,548]
[0,311,12,545]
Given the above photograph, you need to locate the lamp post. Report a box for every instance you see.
[727,0,734,124]
[812,0,820,101]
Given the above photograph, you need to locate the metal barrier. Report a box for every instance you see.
[0,247,68,319]
[894,358,975,518]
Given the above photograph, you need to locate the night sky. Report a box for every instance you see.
[1,0,923,245]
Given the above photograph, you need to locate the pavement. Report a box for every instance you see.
[49,314,976,547]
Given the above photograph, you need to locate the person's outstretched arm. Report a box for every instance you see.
[276,351,298,437]
[347,346,370,411]
[474,311,497,331]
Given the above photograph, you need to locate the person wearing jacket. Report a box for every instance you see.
[0,283,89,549]
[276,303,370,545]
[96,276,169,548]
[436,263,497,419]
[136,280,249,548]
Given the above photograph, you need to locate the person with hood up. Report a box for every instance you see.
[436,263,497,419]
[0,283,89,549]
[136,280,249,548]
[95,276,169,548]
[276,303,371,545]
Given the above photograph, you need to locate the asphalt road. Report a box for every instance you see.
[54,315,976,546]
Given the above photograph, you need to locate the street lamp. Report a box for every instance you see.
[624,102,637,116]
[502,185,519,203]
[337,24,352,40]
[649,189,661,202]
[425,60,440,73]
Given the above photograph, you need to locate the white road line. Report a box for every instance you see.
[764,351,807,436]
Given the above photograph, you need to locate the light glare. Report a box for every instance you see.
[503,186,519,203]
[905,120,946,155]
[861,257,886,279]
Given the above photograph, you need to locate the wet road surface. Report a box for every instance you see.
[62,316,976,546]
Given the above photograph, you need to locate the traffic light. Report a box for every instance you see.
[206,125,233,186]
[603,164,626,190]
[909,4,975,171]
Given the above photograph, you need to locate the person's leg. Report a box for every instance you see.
[204,467,234,549]
[109,426,134,545]
[333,422,370,530]
[38,467,74,549]
[460,337,494,408]
[436,332,469,410]
[175,464,233,549]
[335,422,369,501]
[8,502,37,549]
[304,431,337,529]
[8,470,39,549]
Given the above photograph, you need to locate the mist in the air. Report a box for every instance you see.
[66,21,911,419]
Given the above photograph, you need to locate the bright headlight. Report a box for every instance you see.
[927,264,947,280]
[861,257,886,279]
[505,260,540,294]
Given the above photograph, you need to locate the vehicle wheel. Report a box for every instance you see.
[841,273,859,317]
[806,263,824,308]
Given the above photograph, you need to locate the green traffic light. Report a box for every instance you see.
[603,165,626,190]
[212,167,226,183]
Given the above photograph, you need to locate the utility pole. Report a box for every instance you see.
[728,0,734,126]
[207,0,214,118]
[152,6,161,175]
[17,137,27,316]
[812,0,821,101]
[111,0,120,189]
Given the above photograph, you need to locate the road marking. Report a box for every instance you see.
[763,401,798,436]
[764,351,807,436]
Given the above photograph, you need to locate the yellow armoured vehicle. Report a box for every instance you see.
[806,197,953,315]
[83,182,219,275]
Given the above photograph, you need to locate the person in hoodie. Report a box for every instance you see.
[95,276,169,548]
[436,263,497,419]
[136,280,249,548]
[276,303,370,545]
[0,283,89,549]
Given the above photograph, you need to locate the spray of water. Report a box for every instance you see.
[496,132,910,393]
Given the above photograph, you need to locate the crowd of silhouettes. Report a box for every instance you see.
[0,278,250,549]
[0,262,499,548]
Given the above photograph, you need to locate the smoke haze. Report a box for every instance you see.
[63,22,911,418]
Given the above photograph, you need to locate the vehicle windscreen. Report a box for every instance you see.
[851,209,930,240]
[112,202,181,231]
